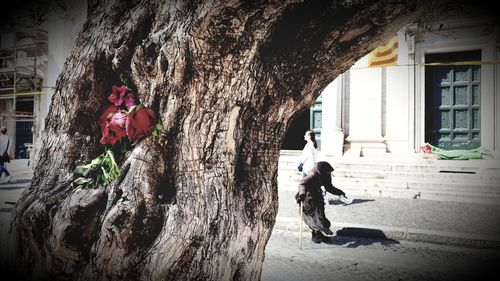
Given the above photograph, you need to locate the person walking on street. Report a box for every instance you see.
[0,127,13,182]
[298,130,319,177]
[296,161,353,243]
[297,130,352,204]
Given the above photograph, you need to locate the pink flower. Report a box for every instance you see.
[100,111,128,145]
[421,143,432,154]
[99,106,118,134]
[124,92,136,109]
[126,106,156,142]
[107,85,136,109]
[107,85,127,106]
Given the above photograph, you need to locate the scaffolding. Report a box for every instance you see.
[0,43,46,95]
[0,29,47,159]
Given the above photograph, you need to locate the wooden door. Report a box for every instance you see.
[425,51,481,150]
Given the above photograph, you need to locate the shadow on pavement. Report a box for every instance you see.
[0,186,26,190]
[1,201,15,212]
[0,207,14,213]
[328,198,375,206]
[322,227,400,248]
[0,179,31,185]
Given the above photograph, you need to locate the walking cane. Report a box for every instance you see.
[299,201,303,249]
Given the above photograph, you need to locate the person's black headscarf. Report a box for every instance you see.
[317,161,334,187]
[317,161,334,174]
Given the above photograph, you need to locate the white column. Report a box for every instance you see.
[481,40,495,157]
[345,56,385,157]
[385,33,411,154]
[320,78,344,158]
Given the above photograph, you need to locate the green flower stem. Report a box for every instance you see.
[72,148,121,189]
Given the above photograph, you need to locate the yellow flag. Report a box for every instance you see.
[368,36,398,67]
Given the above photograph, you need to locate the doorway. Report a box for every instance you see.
[15,98,34,158]
[282,95,323,150]
[425,50,481,150]
[281,109,309,150]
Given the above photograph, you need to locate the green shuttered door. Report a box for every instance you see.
[425,51,481,150]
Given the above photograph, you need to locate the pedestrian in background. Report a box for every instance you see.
[298,130,319,177]
[297,130,326,199]
[296,161,353,243]
[0,127,13,182]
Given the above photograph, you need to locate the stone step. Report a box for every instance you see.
[277,151,500,204]
[278,153,500,175]
[277,180,500,193]
[278,186,500,206]
[352,188,500,205]
[332,169,500,182]
[278,177,500,204]
[335,179,500,194]
[278,176,500,193]
[278,169,500,184]
[279,169,500,183]
[278,161,500,175]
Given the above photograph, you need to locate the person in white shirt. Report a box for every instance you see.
[299,130,318,177]
[0,127,13,182]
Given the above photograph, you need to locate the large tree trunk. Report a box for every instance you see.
[10,0,427,280]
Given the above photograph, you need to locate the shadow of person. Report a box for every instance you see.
[320,227,400,248]
[328,198,375,206]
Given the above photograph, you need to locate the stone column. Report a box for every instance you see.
[345,57,386,157]
[320,77,344,158]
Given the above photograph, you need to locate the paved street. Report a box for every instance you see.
[262,230,500,281]
[2,159,500,280]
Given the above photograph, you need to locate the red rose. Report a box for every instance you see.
[126,106,156,142]
[100,111,128,145]
[99,105,118,134]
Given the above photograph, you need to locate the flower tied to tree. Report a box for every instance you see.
[73,84,162,189]
[126,105,156,142]
[107,85,136,109]
[99,85,157,145]
[100,109,127,145]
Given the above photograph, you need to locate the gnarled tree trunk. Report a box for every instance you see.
[10,0,427,280]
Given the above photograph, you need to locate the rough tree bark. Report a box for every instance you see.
[9,0,428,280]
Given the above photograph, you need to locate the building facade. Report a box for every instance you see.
[284,5,500,160]
[0,29,47,159]
[0,1,86,164]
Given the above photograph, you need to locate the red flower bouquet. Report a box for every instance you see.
[73,85,162,189]
[99,85,157,145]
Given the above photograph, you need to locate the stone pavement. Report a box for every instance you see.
[262,229,500,281]
[2,159,500,249]
[0,159,33,262]
[275,187,500,249]
[0,159,32,211]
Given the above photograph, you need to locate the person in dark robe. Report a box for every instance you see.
[295,161,352,243]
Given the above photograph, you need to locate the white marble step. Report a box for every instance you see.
[278,174,500,192]
[278,181,500,205]
[278,169,500,184]
[279,161,500,175]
